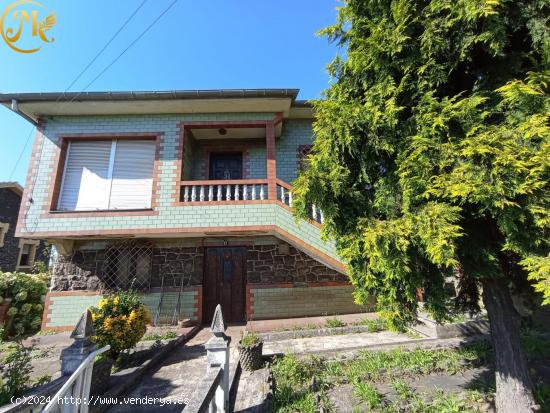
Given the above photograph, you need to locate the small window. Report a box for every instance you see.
[0,223,8,248]
[298,145,313,171]
[17,239,39,270]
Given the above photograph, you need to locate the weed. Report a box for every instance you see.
[355,318,388,332]
[392,379,414,400]
[325,318,346,328]
[239,331,262,347]
[353,381,382,408]
[141,331,178,341]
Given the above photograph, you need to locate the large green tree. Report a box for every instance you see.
[293,0,550,411]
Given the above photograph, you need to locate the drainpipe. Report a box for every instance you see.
[11,99,38,126]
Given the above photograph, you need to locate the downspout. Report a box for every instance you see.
[10,99,38,126]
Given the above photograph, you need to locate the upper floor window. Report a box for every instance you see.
[0,222,8,247]
[57,139,156,211]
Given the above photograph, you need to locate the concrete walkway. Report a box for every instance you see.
[263,330,419,356]
[107,326,245,413]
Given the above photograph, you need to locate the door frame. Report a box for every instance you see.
[204,149,246,180]
[202,246,247,324]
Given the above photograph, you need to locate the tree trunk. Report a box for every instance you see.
[482,277,538,412]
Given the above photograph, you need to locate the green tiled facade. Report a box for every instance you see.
[22,111,369,329]
[44,290,199,329]
[250,285,372,320]
[46,294,103,328]
[19,114,340,262]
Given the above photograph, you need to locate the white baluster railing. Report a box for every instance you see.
[180,180,268,204]
[276,180,323,224]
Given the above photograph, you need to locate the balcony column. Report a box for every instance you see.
[266,120,277,200]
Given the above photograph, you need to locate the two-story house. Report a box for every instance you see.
[0,182,48,272]
[1,89,370,330]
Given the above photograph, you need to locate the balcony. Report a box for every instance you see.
[178,178,323,224]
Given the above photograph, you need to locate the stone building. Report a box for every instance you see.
[0,89,371,330]
[0,182,48,272]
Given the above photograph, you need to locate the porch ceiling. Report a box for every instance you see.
[190,123,282,139]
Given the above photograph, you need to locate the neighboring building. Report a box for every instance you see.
[0,89,371,330]
[0,182,48,272]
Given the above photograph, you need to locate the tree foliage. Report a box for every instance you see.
[293,0,550,330]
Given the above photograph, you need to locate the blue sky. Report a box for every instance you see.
[0,0,340,185]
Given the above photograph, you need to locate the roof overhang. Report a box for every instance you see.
[0,89,313,122]
[0,182,23,196]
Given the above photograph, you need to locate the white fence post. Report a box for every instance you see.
[205,305,229,413]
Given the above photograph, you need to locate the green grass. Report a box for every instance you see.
[325,318,347,328]
[141,331,178,341]
[271,333,550,412]
[354,317,388,332]
[353,381,382,408]
[271,343,494,413]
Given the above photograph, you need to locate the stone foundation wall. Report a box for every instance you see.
[46,238,360,328]
[51,245,203,291]
[246,244,347,284]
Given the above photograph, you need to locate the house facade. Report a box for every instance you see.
[0,182,48,272]
[0,89,369,330]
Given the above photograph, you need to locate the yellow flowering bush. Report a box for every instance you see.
[89,290,150,358]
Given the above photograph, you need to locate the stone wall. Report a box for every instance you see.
[51,244,203,291]
[0,188,48,272]
[151,246,203,287]
[246,244,347,284]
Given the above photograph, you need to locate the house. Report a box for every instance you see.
[0,89,371,330]
[0,182,48,272]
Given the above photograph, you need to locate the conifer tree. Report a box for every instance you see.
[294,1,549,411]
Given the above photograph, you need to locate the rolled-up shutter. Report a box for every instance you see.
[57,141,112,211]
[108,140,156,209]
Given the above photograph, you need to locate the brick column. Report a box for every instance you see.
[266,121,276,200]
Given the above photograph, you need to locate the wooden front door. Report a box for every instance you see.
[203,247,246,324]
[209,153,243,180]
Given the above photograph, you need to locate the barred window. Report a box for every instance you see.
[297,144,313,172]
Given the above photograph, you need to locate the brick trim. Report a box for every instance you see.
[266,121,277,200]
[16,118,47,234]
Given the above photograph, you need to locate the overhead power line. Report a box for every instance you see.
[9,125,34,180]
[62,0,180,108]
[59,0,148,96]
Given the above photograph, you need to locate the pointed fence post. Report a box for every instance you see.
[205,304,230,412]
[60,310,97,375]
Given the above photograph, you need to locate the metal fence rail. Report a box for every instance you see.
[42,345,110,413]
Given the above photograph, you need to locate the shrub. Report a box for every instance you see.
[0,343,33,405]
[89,290,150,359]
[0,271,49,339]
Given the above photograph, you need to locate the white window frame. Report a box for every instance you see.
[57,138,155,212]
[0,222,9,247]
[16,238,40,270]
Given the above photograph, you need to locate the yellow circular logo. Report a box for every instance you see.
[0,0,56,54]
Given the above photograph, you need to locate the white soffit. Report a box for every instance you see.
[5,97,294,121]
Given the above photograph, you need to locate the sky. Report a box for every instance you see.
[0,0,340,185]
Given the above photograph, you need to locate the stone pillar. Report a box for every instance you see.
[205,304,229,413]
[60,310,97,375]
